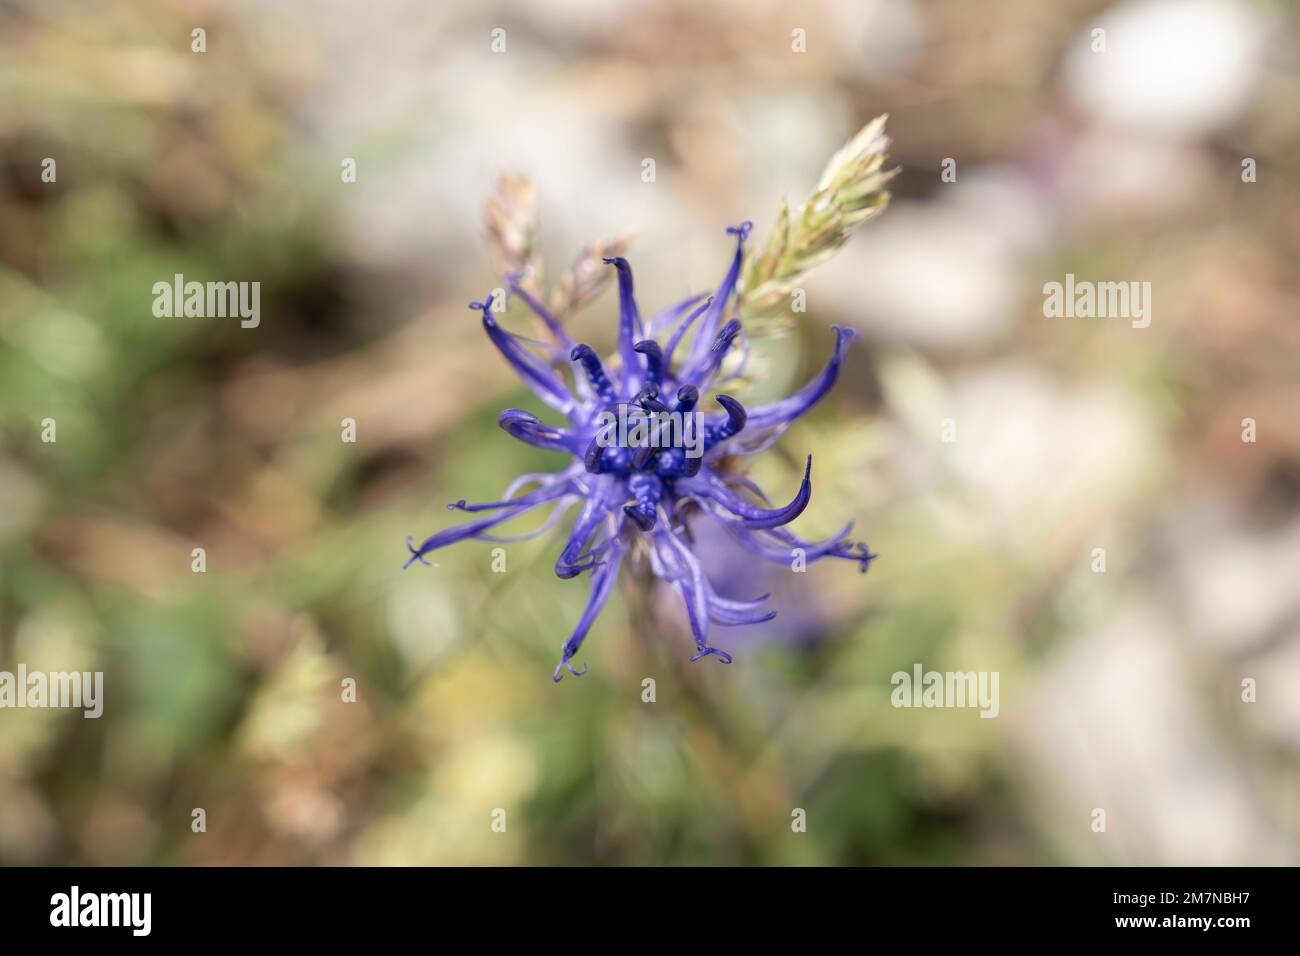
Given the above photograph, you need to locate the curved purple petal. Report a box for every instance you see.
[706,325,856,436]
[507,274,575,351]
[682,456,813,530]
[684,222,751,370]
[498,409,581,454]
[656,526,732,663]
[446,477,579,514]
[553,543,624,682]
[404,478,576,568]
[602,257,644,392]
[646,291,708,340]
[474,298,576,416]
[662,295,714,372]
[555,487,619,579]
[708,603,777,626]
[713,515,877,573]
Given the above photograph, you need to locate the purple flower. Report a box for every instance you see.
[405,222,875,681]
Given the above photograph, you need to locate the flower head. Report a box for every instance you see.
[405,222,876,681]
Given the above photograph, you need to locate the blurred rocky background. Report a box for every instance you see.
[1,0,1297,865]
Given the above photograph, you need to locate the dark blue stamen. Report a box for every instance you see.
[623,472,662,531]
[631,442,657,471]
[685,318,742,387]
[704,394,747,451]
[711,319,742,353]
[584,436,608,474]
[633,339,663,386]
[571,344,617,403]
[673,385,699,414]
[639,396,668,414]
